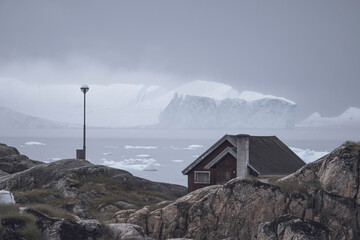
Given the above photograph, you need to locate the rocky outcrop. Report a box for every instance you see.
[115,142,360,239]
[280,141,360,202]
[25,208,109,240]
[0,143,43,174]
[108,223,154,240]
[257,215,330,240]
[0,158,186,200]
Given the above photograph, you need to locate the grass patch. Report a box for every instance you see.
[0,204,41,240]
[30,204,76,221]
[76,176,171,222]
[12,188,67,206]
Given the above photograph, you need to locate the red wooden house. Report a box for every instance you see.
[182,134,305,192]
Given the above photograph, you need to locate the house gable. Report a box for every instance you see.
[184,137,235,192]
[182,134,236,175]
[204,146,237,169]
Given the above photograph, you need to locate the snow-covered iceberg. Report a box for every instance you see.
[159,83,297,129]
[297,107,360,128]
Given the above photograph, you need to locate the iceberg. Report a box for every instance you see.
[159,93,296,129]
[290,147,329,163]
[297,107,360,128]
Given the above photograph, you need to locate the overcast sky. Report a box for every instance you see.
[0,0,359,120]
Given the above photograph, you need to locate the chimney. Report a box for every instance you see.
[236,135,250,178]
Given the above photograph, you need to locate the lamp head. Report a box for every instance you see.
[81,84,89,94]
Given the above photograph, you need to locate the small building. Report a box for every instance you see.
[182,134,305,192]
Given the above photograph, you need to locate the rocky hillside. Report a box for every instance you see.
[0,143,187,239]
[0,143,43,174]
[113,141,360,239]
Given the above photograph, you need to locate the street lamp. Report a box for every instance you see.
[77,84,89,160]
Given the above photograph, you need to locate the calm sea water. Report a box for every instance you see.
[1,128,359,186]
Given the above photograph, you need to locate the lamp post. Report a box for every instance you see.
[80,84,89,160]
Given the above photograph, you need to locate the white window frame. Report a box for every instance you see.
[194,171,211,184]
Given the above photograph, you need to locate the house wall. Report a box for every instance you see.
[214,153,237,185]
[187,140,234,192]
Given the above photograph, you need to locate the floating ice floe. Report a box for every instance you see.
[45,157,61,163]
[102,158,158,171]
[24,141,46,146]
[124,145,158,149]
[172,160,185,163]
[136,154,151,158]
[142,162,157,171]
[183,144,204,150]
[103,152,112,156]
[290,147,329,164]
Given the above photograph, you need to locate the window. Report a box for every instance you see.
[194,171,210,184]
[222,170,231,181]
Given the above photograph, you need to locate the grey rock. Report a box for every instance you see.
[0,158,187,200]
[78,219,110,239]
[25,208,91,240]
[73,198,92,219]
[100,204,118,213]
[0,169,8,177]
[0,143,43,174]
[108,223,154,240]
[16,197,30,205]
[115,200,137,209]
[0,143,19,157]
[257,215,330,240]
[0,228,28,240]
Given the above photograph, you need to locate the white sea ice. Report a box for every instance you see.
[290,147,329,164]
[172,160,185,163]
[24,141,46,146]
[142,162,157,171]
[184,144,204,150]
[124,145,158,149]
[45,157,61,163]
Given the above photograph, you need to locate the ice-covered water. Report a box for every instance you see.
[1,128,358,186]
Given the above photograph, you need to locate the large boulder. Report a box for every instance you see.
[0,158,187,200]
[0,143,19,157]
[108,223,153,240]
[25,208,92,240]
[280,142,360,202]
[116,142,360,239]
[257,215,330,240]
[0,143,43,174]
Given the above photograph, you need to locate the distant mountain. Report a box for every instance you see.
[297,107,360,128]
[0,106,77,129]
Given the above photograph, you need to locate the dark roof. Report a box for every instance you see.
[182,134,305,176]
[248,136,305,176]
